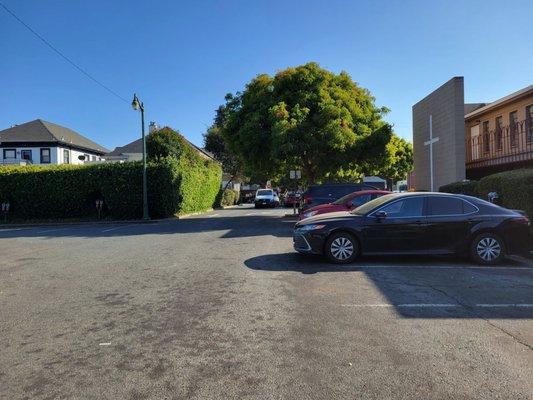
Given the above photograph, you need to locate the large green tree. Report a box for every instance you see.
[221,62,393,184]
[203,98,245,188]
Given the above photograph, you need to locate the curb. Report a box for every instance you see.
[177,209,215,219]
[0,218,163,229]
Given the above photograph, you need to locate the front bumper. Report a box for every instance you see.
[255,199,275,206]
[293,231,325,254]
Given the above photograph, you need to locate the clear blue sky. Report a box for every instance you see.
[1,0,532,150]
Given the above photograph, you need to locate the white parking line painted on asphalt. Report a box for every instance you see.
[475,304,533,308]
[99,342,112,346]
[341,303,459,308]
[355,265,532,270]
[36,228,66,234]
[101,225,133,233]
[341,303,533,308]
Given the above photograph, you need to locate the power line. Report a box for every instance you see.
[0,1,129,104]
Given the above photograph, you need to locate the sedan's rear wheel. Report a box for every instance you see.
[325,232,358,264]
[470,233,505,265]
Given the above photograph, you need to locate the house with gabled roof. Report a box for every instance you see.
[0,119,109,165]
[106,122,216,163]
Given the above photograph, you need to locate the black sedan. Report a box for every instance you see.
[293,192,532,265]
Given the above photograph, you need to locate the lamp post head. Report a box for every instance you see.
[131,93,140,111]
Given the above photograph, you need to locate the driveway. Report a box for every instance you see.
[0,205,532,399]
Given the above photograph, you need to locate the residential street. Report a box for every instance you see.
[1,205,532,400]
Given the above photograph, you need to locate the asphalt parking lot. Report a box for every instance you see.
[1,204,532,399]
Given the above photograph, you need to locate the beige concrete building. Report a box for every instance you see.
[412,79,532,189]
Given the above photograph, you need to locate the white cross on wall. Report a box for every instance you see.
[424,115,439,191]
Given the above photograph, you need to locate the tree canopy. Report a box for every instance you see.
[203,100,244,186]
[220,62,395,184]
[146,126,203,163]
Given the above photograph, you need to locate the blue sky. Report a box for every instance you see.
[1,0,532,150]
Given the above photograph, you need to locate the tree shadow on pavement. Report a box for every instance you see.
[0,214,296,240]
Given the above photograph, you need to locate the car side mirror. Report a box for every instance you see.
[374,210,387,220]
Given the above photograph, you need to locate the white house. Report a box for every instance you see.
[0,119,109,165]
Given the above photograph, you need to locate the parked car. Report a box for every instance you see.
[293,192,532,265]
[299,190,390,220]
[254,189,280,208]
[283,191,302,207]
[300,183,379,212]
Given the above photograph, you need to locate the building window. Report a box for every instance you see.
[527,105,533,144]
[21,150,32,162]
[495,116,503,151]
[482,121,490,153]
[509,111,518,147]
[63,149,70,164]
[84,154,90,162]
[3,149,16,159]
[40,148,51,164]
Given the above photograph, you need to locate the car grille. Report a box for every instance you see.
[293,234,311,251]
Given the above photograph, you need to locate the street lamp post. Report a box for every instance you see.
[132,93,149,220]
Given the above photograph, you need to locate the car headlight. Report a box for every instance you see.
[297,224,326,231]
[303,211,318,218]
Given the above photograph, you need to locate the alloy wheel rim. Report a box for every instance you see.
[476,237,501,261]
[331,237,354,260]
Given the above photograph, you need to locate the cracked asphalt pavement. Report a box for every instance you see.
[1,204,532,399]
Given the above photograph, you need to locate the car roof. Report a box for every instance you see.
[308,183,373,187]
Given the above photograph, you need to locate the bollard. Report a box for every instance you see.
[1,202,10,223]
[95,199,104,219]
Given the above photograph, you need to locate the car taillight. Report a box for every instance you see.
[304,195,312,204]
[513,216,530,226]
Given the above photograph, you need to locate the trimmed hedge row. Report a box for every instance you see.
[438,180,479,197]
[177,156,222,214]
[439,168,533,219]
[0,156,221,220]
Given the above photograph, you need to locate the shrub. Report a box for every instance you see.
[177,155,222,214]
[439,169,533,219]
[439,180,479,196]
[217,188,240,207]
[147,127,187,161]
[0,156,221,221]
[477,169,533,219]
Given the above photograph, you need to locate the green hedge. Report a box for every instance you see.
[0,156,221,221]
[177,155,222,214]
[477,169,533,219]
[217,188,240,207]
[439,168,533,219]
[439,180,479,196]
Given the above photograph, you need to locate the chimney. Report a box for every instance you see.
[149,121,159,133]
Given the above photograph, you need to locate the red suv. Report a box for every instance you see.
[299,190,390,220]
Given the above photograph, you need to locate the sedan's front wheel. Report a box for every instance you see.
[325,232,359,264]
[470,233,505,265]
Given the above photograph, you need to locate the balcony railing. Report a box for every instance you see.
[466,119,533,168]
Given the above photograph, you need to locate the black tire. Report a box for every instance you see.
[325,232,359,264]
[470,232,505,265]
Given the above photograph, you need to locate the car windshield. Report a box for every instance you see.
[257,190,272,196]
[351,193,398,215]
[332,192,355,205]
